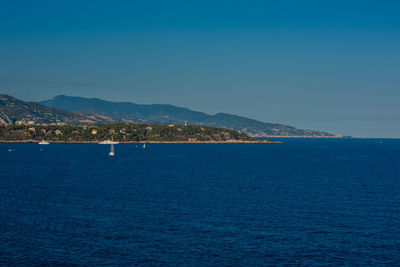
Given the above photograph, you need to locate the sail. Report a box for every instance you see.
[109,143,115,156]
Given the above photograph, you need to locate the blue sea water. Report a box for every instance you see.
[1,139,400,266]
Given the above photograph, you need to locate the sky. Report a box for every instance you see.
[1,0,399,137]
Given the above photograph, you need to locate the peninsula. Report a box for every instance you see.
[0,124,274,143]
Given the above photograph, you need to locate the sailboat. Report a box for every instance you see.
[39,140,50,145]
[143,143,146,149]
[99,137,118,156]
[109,143,115,156]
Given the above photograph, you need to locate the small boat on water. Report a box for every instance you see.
[39,140,50,145]
[109,143,115,156]
[143,143,146,149]
[98,140,119,145]
[99,138,118,156]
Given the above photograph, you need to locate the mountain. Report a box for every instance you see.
[0,94,114,125]
[40,95,337,137]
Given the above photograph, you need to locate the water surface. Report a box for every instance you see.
[1,139,399,265]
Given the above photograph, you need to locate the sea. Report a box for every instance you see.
[1,138,399,266]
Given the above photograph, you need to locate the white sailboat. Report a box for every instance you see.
[99,137,118,156]
[109,143,115,156]
[143,143,146,149]
[39,140,50,145]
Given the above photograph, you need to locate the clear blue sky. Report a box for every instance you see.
[1,1,399,137]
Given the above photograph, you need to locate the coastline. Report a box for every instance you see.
[260,135,350,138]
[0,140,281,144]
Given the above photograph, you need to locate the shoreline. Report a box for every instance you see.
[0,140,281,144]
[259,136,350,138]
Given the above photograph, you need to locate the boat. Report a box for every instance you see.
[99,138,118,156]
[109,143,115,156]
[98,139,119,145]
[39,140,50,145]
[143,143,146,149]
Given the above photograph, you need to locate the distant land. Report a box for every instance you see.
[0,124,272,143]
[39,95,344,137]
[0,94,264,143]
[0,94,114,125]
[0,94,346,137]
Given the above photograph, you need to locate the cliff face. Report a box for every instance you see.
[0,112,13,125]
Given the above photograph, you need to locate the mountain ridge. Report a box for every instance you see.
[40,95,339,137]
[0,94,116,125]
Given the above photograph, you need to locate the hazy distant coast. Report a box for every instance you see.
[1,94,338,137]
[263,135,350,138]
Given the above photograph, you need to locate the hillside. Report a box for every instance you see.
[0,94,117,125]
[40,95,336,137]
[0,124,258,142]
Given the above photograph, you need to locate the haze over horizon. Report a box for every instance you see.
[1,1,399,138]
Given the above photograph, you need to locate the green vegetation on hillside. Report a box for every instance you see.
[0,123,255,142]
